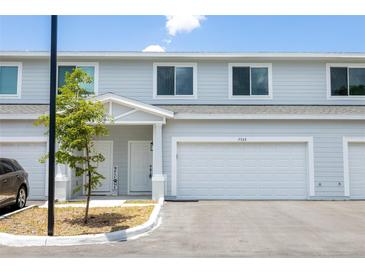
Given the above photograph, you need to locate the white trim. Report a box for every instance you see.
[0,136,49,197]
[58,62,99,95]
[83,140,113,195]
[171,136,315,198]
[172,113,365,120]
[105,121,164,125]
[0,62,22,99]
[228,63,273,100]
[153,62,198,99]
[342,136,365,197]
[326,63,365,100]
[0,136,48,143]
[4,51,365,59]
[127,140,153,195]
[96,93,174,118]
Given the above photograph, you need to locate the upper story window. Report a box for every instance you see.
[327,64,365,98]
[228,63,272,99]
[0,62,22,98]
[57,62,98,94]
[153,63,197,98]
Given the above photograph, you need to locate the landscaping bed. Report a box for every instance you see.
[0,206,154,236]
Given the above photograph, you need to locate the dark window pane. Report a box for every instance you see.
[251,67,269,95]
[0,164,4,175]
[0,66,18,95]
[0,160,15,174]
[233,67,250,95]
[176,67,193,95]
[349,68,365,96]
[331,67,348,96]
[157,66,174,95]
[58,66,75,89]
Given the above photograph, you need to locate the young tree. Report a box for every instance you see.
[36,68,109,224]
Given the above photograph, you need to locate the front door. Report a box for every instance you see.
[129,141,153,193]
[91,141,113,194]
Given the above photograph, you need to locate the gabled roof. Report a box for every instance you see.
[94,93,174,118]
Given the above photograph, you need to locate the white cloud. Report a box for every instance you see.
[163,38,172,44]
[142,44,165,52]
[166,15,206,36]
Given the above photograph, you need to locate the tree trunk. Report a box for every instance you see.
[84,145,92,224]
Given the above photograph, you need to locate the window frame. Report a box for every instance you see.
[57,62,99,95]
[153,62,198,99]
[0,62,22,98]
[327,63,365,100]
[228,63,273,99]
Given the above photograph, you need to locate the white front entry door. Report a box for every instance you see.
[129,141,153,193]
[91,141,113,193]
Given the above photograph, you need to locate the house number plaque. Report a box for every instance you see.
[112,166,119,195]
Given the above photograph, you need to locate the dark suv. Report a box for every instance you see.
[0,158,29,209]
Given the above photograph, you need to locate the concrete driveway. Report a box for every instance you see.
[1,201,365,257]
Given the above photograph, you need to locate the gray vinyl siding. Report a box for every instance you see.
[162,120,365,198]
[0,59,50,104]
[2,58,365,105]
[0,120,46,137]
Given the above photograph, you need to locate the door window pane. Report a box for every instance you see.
[157,66,175,95]
[176,67,193,95]
[330,67,348,96]
[232,67,250,95]
[349,68,365,96]
[251,67,269,95]
[0,66,18,95]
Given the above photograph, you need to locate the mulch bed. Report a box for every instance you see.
[0,206,154,236]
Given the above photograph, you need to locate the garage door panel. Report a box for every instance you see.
[177,142,308,199]
[0,142,47,200]
[349,143,365,199]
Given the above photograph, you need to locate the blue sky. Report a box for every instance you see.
[1,15,365,52]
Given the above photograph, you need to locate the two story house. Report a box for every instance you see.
[1,51,365,201]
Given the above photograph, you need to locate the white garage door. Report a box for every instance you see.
[176,142,309,199]
[348,143,365,199]
[0,142,47,200]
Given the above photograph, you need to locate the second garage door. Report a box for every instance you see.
[176,142,309,199]
[348,143,365,199]
[0,142,47,200]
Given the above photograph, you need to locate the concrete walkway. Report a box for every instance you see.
[1,201,365,257]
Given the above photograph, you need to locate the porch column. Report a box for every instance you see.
[55,163,70,201]
[152,123,165,201]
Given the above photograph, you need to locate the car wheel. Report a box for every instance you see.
[15,186,27,209]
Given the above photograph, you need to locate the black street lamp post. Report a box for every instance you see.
[48,15,57,236]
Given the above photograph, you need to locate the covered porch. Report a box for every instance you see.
[55,93,174,201]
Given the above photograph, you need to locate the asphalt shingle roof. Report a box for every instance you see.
[1,104,365,117]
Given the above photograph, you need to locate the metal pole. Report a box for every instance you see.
[48,15,57,236]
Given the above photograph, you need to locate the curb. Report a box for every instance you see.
[0,204,162,247]
[0,205,38,220]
